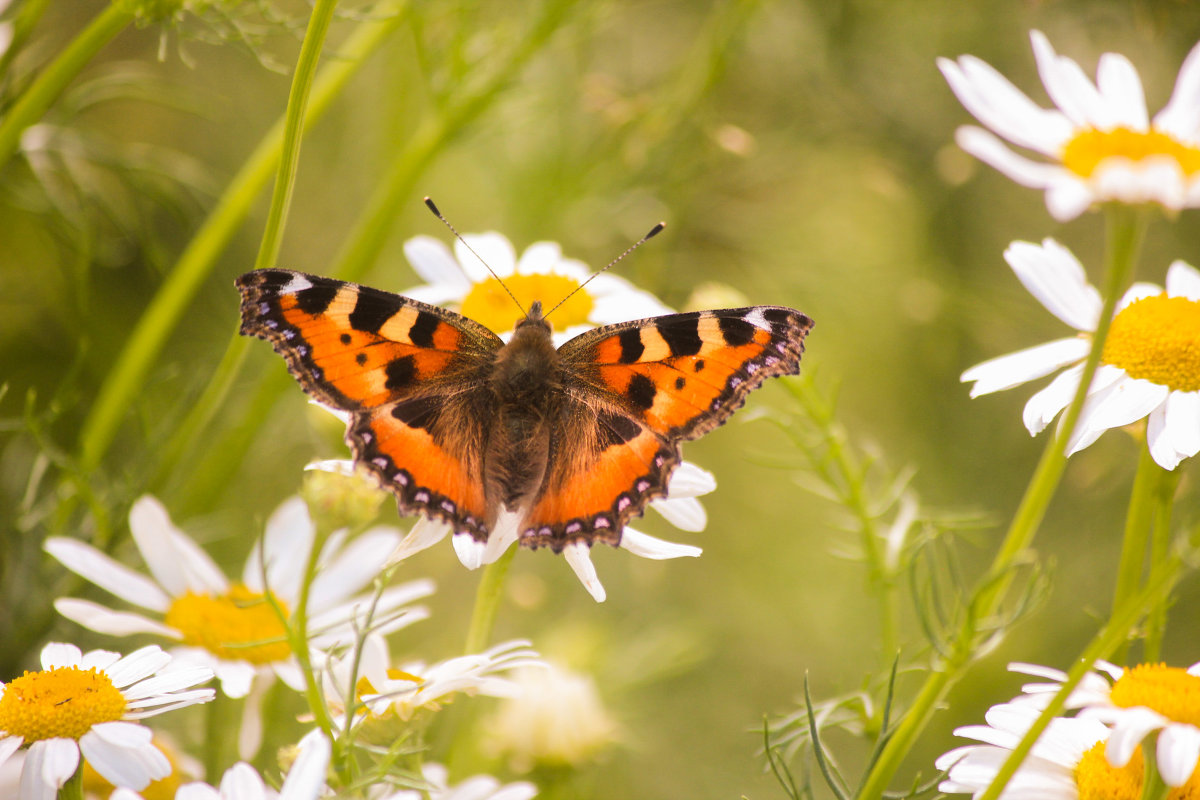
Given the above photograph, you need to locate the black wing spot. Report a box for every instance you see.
[718,316,756,347]
[355,353,368,366]
[349,290,403,334]
[674,376,686,390]
[657,312,703,356]
[409,312,440,347]
[596,409,641,450]
[694,359,706,372]
[385,355,417,390]
[340,333,352,344]
[617,327,644,363]
[296,282,339,315]
[627,373,657,410]
[763,307,792,324]
[390,395,440,432]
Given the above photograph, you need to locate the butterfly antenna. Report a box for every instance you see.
[424,197,527,316]
[543,222,666,320]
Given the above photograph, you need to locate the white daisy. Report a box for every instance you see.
[379,763,536,800]
[325,633,542,725]
[1013,660,1200,788]
[400,231,673,345]
[937,700,1115,799]
[961,239,1200,470]
[311,458,716,604]
[109,728,331,800]
[0,643,213,799]
[45,495,434,757]
[939,31,1200,221]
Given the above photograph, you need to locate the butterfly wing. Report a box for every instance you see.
[523,306,814,550]
[236,269,503,539]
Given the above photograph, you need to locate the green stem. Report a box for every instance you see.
[855,206,1146,800]
[202,691,241,782]
[0,3,132,170]
[76,0,411,475]
[464,545,518,655]
[976,554,1185,800]
[1111,445,1159,664]
[0,0,54,83]
[57,765,83,800]
[1138,737,1168,800]
[1142,460,1181,663]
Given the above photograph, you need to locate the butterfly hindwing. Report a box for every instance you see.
[522,306,813,549]
[236,268,503,538]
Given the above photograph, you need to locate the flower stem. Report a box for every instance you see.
[855,205,1146,799]
[1139,737,1168,800]
[1111,444,1160,663]
[57,766,83,800]
[0,3,132,171]
[1142,461,1181,663]
[464,545,518,655]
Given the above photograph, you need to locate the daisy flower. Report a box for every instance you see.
[45,495,434,756]
[379,763,537,800]
[324,633,542,726]
[961,239,1200,470]
[0,643,213,799]
[109,729,331,800]
[939,31,1200,221]
[1013,660,1200,787]
[400,231,673,345]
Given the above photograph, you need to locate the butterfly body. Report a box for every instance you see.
[236,268,813,555]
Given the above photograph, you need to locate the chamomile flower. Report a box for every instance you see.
[400,232,672,344]
[940,31,1200,221]
[46,495,433,757]
[325,634,542,726]
[961,239,1200,470]
[109,729,332,800]
[0,643,213,799]
[379,763,537,800]
[1013,661,1200,787]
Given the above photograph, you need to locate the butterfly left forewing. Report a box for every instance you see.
[522,306,813,550]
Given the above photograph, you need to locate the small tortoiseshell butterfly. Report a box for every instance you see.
[236,235,812,562]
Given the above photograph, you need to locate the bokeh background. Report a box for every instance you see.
[4,0,1200,796]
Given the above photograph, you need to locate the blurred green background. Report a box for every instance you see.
[3,0,1200,796]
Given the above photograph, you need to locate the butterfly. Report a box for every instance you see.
[235,264,812,566]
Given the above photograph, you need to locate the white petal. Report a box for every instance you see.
[211,763,265,800]
[308,528,403,609]
[1030,30,1092,129]
[619,527,702,559]
[402,235,472,293]
[1096,53,1149,131]
[238,678,268,761]
[1094,157,1187,208]
[515,241,564,275]
[246,496,313,602]
[649,496,707,531]
[204,656,257,698]
[53,598,180,638]
[78,649,123,672]
[1157,724,1200,787]
[962,337,1089,397]
[665,461,717,497]
[105,646,171,688]
[1166,260,1200,300]
[26,739,78,799]
[1005,239,1102,331]
[456,233,516,282]
[940,54,1072,152]
[1023,363,1084,435]
[81,724,167,790]
[452,534,487,570]
[1044,177,1098,222]
[563,543,606,603]
[1010,661,1069,682]
[130,496,227,596]
[954,127,1064,188]
[0,736,20,766]
[1067,376,1168,456]
[279,730,331,800]
[387,518,452,564]
[1149,392,1200,470]
[481,511,521,565]
[122,665,214,701]
[44,538,171,612]
[1153,39,1200,138]
[40,643,83,669]
[1106,707,1167,767]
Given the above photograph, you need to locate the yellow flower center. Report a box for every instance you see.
[164,584,291,664]
[1061,127,1200,177]
[460,274,594,333]
[1100,294,1200,392]
[1110,663,1200,726]
[1076,741,1200,800]
[0,666,126,741]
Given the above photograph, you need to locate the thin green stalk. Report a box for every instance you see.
[464,545,518,655]
[76,0,411,477]
[976,554,1185,800]
[1138,738,1167,800]
[0,3,132,170]
[255,0,339,271]
[0,0,54,83]
[57,766,84,800]
[1111,444,1160,655]
[856,206,1146,800]
[1142,461,1181,662]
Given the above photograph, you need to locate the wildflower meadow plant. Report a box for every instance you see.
[6,5,1200,800]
